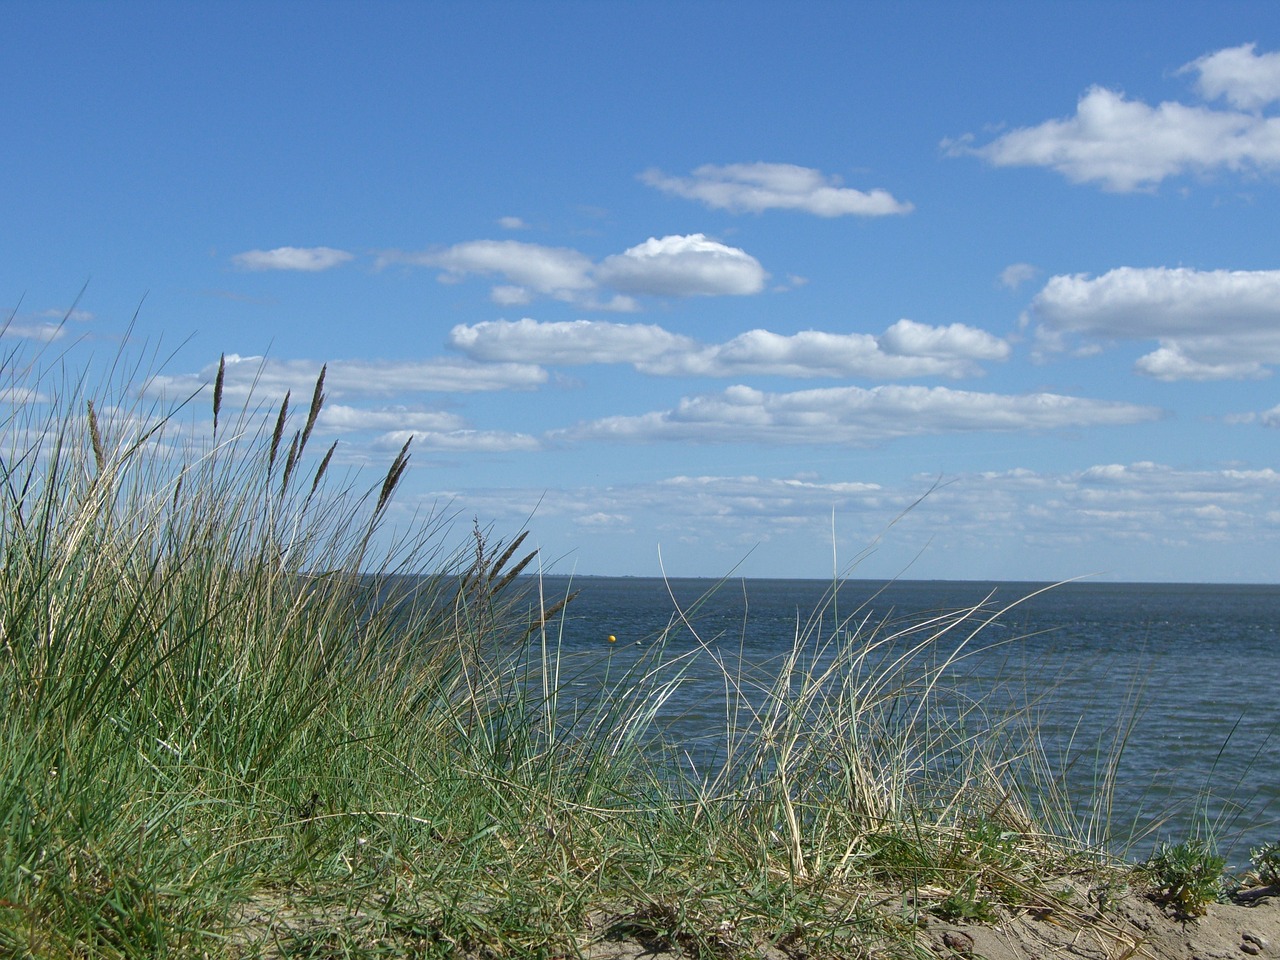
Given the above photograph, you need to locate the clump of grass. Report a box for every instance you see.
[1250,841,1280,886]
[0,338,554,956]
[0,332,1148,957]
[1141,838,1226,917]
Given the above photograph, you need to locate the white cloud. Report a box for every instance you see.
[999,263,1040,290]
[595,234,766,297]
[153,353,547,402]
[951,45,1280,192]
[383,234,767,305]
[1030,266,1280,379]
[877,318,1009,360]
[1182,43,1280,111]
[318,404,467,433]
[418,461,1280,577]
[374,428,540,453]
[39,307,94,322]
[450,317,1009,379]
[930,461,1280,551]
[958,86,1280,191]
[232,246,354,272]
[647,327,1000,379]
[1033,266,1280,335]
[1133,346,1267,382]
[575,512,632,529]
[580,294,642,313]
[491,285,533,306]
[1225,403,1280,427]
[1,321,64,342]
[450,318,693,365]
[497,216,529,230]
[271,405,538,455]
[0,386,47,404]
[3,305,95,342]
[555,383,1160,446]
[392,240,594,295]
[640,162,914,217]
[417,473,891,537]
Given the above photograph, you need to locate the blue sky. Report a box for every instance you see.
[5,1,1280,582]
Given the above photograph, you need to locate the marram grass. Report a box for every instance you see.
[0,339,1222,958]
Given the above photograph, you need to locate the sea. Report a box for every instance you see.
[517,576,1279,864]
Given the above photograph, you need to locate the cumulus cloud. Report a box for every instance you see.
[1032,266,1280,335]
[232,246,354,271]
[554,383,1160,446]
[384,234,766,306]
[388,240,594,296]
[1029,266,1280,379]
[318,404,467,433]
[1182,43,1280,111]
[595,234,767,297]
[451,318,693,365]
[950,44,1280,191]
[1133,346,1267,381]
[152,353,547,403]
[648,326,1001,379]
[877,318,1008,360]
[640,162,914,217]
[450,317,1009,379]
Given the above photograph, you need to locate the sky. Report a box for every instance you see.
[4,1,1280,583]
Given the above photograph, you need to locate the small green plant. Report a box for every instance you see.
[1089,878,1129,915]
[1142,839,1226,917]
[1251,841,1280,886]
[936,878,998,924]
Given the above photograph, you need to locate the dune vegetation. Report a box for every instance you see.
[1,335,1275,959]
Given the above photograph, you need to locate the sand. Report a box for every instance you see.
[574,882,1280,960]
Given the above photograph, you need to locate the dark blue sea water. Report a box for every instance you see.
[522,576,1279,864]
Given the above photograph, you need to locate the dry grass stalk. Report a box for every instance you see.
[299,364,326,458]
[212,352,225,434]
[268,391,290,470]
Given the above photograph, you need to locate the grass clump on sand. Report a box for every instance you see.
[0,336,1182,958]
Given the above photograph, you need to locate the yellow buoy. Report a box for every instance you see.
[608,635,617,643]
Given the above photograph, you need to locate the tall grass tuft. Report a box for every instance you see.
[0,343,550,955]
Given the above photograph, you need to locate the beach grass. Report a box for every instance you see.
[0,339,1246,957]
